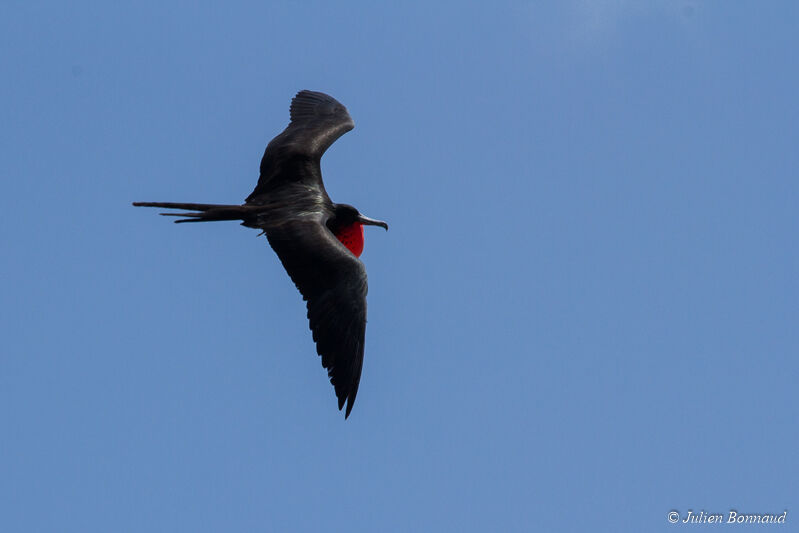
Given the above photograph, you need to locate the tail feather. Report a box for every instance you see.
[132,201,259,224]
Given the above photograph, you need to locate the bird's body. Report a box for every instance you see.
[134,91,387,418]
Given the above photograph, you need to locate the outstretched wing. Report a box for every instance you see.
[265,217,368,418]
[246,91,354,204]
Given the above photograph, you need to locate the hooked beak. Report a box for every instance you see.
[358,214,389,231]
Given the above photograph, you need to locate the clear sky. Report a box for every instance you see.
[1,2,797,532]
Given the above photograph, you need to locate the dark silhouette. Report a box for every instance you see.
[134,91,388,418]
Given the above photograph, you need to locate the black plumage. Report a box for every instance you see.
[134,91,387,418]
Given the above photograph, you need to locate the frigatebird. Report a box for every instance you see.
[133,90,387,418]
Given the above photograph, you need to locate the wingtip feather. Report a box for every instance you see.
[289,90,351,124]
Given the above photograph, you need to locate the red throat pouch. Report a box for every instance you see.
[335,222,365,257]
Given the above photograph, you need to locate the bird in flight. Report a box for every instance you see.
[134,90,388,418]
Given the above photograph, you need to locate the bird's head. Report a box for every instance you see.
[328,204,388,257]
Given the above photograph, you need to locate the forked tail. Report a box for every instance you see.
[132,202,259,224]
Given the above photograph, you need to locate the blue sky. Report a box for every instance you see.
[1,1,797,531]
